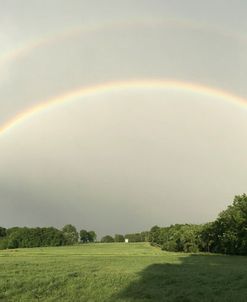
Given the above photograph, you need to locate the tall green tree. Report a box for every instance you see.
[87,231,97,242]
[149,226,160,244]
[80,229,88,243]
[208,194,247,254]
[62,224,78,245]
[114,234,125,242]
[0,227,6,238]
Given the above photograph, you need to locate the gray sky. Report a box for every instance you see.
[1,1,247,237]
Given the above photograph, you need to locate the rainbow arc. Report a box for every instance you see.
[1,79,246,136]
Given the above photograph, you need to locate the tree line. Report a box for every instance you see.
[1,194,247,255]
[0,223,148,249]
[101,232,149,243]
[0,224,97,249]
[149,194,247,255]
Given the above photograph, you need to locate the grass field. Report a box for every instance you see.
[1,243,247,302]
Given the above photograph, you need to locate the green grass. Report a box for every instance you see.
[1,243,247,301]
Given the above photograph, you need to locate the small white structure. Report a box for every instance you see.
[125,238,129,243]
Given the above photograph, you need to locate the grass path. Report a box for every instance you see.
[1,243,247,301]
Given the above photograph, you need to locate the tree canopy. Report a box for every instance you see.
[1,194,247,255]
[114,234,125,242]
[101,235,114,243]
[62,224,79,245]
[0,227,6,238]
[80,229,97,243]
[149,194,247,255]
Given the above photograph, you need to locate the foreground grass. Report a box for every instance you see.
[1,243,247,301]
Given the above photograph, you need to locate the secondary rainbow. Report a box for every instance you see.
[1,19,245,67]
[1,79,247,136]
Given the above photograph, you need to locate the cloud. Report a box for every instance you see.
[1,90,247,235]
[1,1,247,236]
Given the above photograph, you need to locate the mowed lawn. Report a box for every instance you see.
[1,243,247,301]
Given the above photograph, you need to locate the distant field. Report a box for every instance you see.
[1,243,247,301]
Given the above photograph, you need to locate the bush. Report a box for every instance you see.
[0,238,8,250]
[114,234,125,242]
[101,235,114,243]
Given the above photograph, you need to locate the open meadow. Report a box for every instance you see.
[1,243,247,302]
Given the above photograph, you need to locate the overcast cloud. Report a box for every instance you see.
[1,1,247,237]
